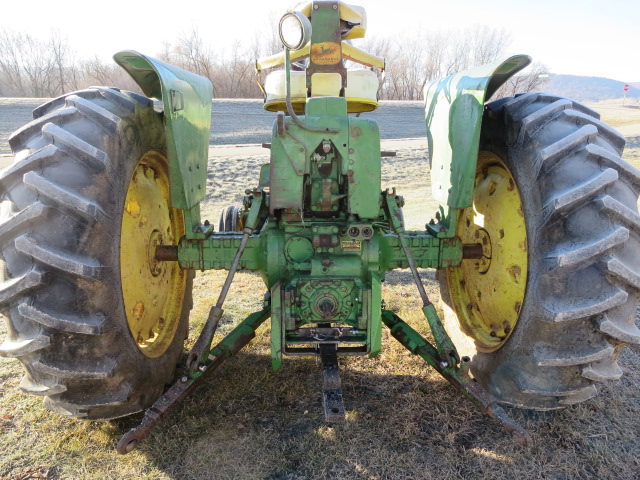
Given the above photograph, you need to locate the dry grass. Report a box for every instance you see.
[587,102,640,132]
[1,116,640,480]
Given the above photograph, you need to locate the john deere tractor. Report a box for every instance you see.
[1,1,638,454]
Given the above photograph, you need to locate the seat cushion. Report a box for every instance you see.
[264,69,379,114]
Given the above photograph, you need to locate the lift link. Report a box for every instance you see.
[186,191,267,374]
[117,308,271,454]
[381,310,532,447]
[381,189,460,367]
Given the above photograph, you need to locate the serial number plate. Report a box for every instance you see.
[341,240,362,252]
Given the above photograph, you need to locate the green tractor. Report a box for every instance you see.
[1,1,638,454]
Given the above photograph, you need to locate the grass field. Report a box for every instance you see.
[0,103,639,480]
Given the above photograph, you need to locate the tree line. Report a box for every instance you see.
[0,25,545,100]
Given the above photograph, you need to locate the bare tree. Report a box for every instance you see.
[0,23,541,101]
[0,29,28,96]
[157,27,262,98]
[0,30,54,97]
[471,26,512,66]
[360,25,514,101]
[359,35,393,98]
[0,28,82,97]
[173,27,217,81]
[250,11,283,59]
[80,56,141,92]
[421,31,447,89]
[214,41,256,97]
[493,62,549,99]
[443,30,473,76]
[156,41,176,65]
[49,29,75,95]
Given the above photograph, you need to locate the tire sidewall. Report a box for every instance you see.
[109,101,190,412]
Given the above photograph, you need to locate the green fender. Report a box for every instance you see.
[113,50,213,211]
[424,55,531,214]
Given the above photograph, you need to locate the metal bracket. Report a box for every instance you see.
[381,190,460,367]
[320,343,345,422]
[381,309,532,447]
[117,309,271,455]
[186,193,267,373]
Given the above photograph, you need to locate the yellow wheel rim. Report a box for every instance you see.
[445,151,528,352]
[120,151,186,358]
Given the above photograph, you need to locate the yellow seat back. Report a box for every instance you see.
[263,69,379,114]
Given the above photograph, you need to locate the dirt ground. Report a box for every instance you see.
[0,97,640,479]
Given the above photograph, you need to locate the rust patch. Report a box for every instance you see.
[132,301,145,319]
[313,234,337,248]
[347,169,355,184]
[519,238,528,252]
[508,265,521,283]
[319,234,333,247]
[350,126,363,138]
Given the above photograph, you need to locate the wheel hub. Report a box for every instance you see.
[147,230,164,277]
[473,228,492,274]
[446,151,528,352]
[120,151,186,358]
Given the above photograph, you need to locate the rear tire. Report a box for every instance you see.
[0,88,192,419]
[440,92,640,409]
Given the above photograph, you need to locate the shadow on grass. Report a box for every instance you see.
[109,352,485,477]
[102,346,640,480]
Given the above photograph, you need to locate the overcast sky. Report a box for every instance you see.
[2,0,638,82]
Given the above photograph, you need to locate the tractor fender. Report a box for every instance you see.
[424,55,531,211]
[114,50,213,210]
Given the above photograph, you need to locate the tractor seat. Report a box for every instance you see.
[263,69,379,114]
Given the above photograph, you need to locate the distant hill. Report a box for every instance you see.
[540,75,640,102]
